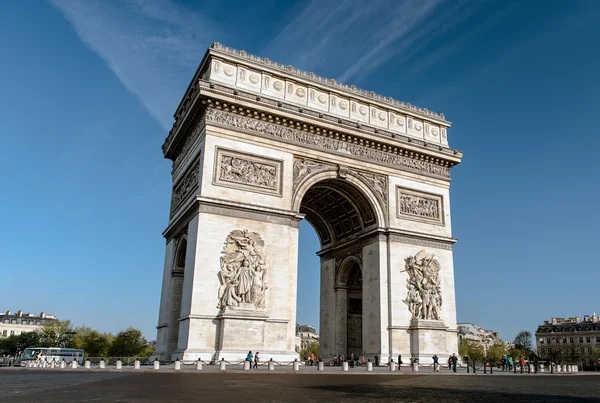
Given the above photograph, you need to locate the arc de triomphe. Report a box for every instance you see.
[153,43,463,364]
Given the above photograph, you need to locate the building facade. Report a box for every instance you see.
[457,323,504,354]
[536,314,600,366]
[0,310,57,337]
[153,43,463,364]
[296,324,319,350]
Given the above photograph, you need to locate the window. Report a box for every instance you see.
[3,319,8,324]
[1,330,6,336]
[570,337,574,343]
[563,338,567,343]
[586,337,591,343]
[588,347,592,353]
[597,337,600,343]
[11,319,16,324]
[540,339,544,344]
[10,330,14,335]
[546,338,550,343]
[35,321,41,325]
[579,337,583,343]
[581,347,585,354]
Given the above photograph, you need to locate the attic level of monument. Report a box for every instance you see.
[162,43,463,162]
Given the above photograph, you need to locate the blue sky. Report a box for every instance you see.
[1,0,599,343]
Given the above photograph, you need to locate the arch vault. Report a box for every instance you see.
[153,43,464,364]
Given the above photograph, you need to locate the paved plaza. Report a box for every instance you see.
[2,368,599,402]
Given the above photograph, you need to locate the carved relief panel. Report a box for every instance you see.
[396,186,444,225]
[213,147,283,196]
[170,156,200,217]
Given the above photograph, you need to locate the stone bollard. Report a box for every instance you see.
[153,360,160,370]
[116,360,122,370]
[50,359,56,369]
[317,361,324,371]
[268,359,275,371]
[367,361,373,372]
[174,359,181,370]
[71,360,78,369]
[134,360,140,369]
[556,364,561,373]
[342,361,349,371]
[389,361,395,372]
[85,361,91,369]
[219,358,226,371]
[540,364,545,373]
[196,359,202,371]
[293,359,300,371]
[99,360,105,369]
[244,360,250,370]
[412,361,419,372]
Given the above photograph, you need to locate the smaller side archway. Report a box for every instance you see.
[167,236,187,357]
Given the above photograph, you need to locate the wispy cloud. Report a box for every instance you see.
[263,0,475,85]
[50,0,223,131]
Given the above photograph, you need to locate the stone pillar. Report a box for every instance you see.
[50,360,56,369]
[85,361,91,369]
[196,359,202,370]
[389,361,395,372]
[342,361,349,371]
[293,360,300,371]
[71,360,78,369]
[134,360,140,369]
[174,360,181,370]
[116,360,122,370]
[268,360,275,371]
[60,360,66,369]
[318,361,324,371]
[99,360,105,369]
[334,287,348,356]
[243,361,250,370]
[153,360,160,370]
[154,238,177,360]
[412,361,419,372]
[367,361,373,372]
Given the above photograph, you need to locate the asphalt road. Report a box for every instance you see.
[2,369,600,402]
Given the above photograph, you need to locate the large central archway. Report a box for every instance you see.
[296,174,382,359]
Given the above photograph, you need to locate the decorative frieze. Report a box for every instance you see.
[173,117,204,173]
[217,229,268,309]
[403,250,443,321]
[396,187,444,225]
[170,157,200,217]
[205,108,450,179]
[213,147,283,196]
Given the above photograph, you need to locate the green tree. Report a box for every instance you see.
[38,320,75,348]
[590,347,600,371]
[72,327,113,357]
[513,330,533,352]
[299,342,320,361]
[458,339,484,363]
[0,331,41,355]
[487,342,507,364]
[108,328,149,357]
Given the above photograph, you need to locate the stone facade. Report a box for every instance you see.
[457,323,503,354]
[296,324,319,350]
[536,314,600,366]
[153,44,463,364]
[0,310,58,338]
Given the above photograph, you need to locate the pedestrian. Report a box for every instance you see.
[398,354,403,371]
[375,355,379,367]
[432,354,439,372]
[309,352,315,366]
[253,352,259,369]
[361,353,365,366]
[508,356,514,371]
[451,353,457,373]
[246,351,254,368]
[519,357,525,374]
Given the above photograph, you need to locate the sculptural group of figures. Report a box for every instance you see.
[220,155,277,189]
[217,229,269,309]
[403,250,442,320]
[399,194,439,219]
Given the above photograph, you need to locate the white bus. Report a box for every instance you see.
[20,348,85,365]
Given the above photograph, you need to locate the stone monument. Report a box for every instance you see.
[152,43,463,363]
